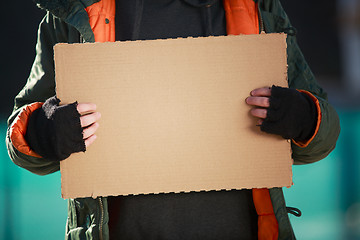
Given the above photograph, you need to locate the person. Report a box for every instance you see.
[6,0,340,239]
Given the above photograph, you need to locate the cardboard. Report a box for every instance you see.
[55,34,292,199]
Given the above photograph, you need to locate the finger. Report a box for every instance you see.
[85,135,97,148]
[250,108,268,119]
[246,96,270,108]
[77,103,97,115]
[80,112,101,128]
[250,87,271,97]
[82,122,99,139]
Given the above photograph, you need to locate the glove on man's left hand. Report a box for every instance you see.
[25,96,86,161]
[260,86,318,142]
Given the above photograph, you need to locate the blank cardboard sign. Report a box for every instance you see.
[55,34,292,199]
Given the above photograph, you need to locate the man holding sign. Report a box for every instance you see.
[7,0,339,239]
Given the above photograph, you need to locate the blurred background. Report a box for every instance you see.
[1,0,359,239]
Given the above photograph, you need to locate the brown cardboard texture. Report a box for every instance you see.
[55,34,292,199]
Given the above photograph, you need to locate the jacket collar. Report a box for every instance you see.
[34,0,262,42]
[34,0,101,42]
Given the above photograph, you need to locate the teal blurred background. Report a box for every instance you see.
[0,121,67,239]
[1,0,359,239]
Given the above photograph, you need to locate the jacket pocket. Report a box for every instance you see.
[66,199,97,240]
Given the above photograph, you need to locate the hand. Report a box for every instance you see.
[245,86,318,141]
[25,96,101,161]
[77,103,101,147]
[245,87,271,125]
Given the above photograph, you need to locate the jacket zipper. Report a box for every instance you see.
[257,5,265,34]
[98,197,104,240]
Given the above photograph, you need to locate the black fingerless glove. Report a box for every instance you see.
[260,86,318,142]
[25,96,86,161]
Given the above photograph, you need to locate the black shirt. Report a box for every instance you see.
[109,1,258,239]
[115,0,227,41]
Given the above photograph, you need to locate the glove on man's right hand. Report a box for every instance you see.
[25,96,86,161]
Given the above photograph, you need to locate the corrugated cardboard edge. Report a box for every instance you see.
[54,33,288,52]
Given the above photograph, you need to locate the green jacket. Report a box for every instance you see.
[6,0,340,239]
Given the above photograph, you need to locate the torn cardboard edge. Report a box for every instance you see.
[55,33,293,199]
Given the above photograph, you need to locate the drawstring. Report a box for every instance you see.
[286,207,302,217]
[181,0,219,36]
[205,5,213,36]
[132,0,144,40]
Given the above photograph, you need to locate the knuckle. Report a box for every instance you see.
[263,97,270,107]
[259,110,264,116]
[260,98,266,106]
[262,110,268,118]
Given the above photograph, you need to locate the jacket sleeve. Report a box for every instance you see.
[6,12,80,175]
[260,0,340,164]
[287,35,340,164]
